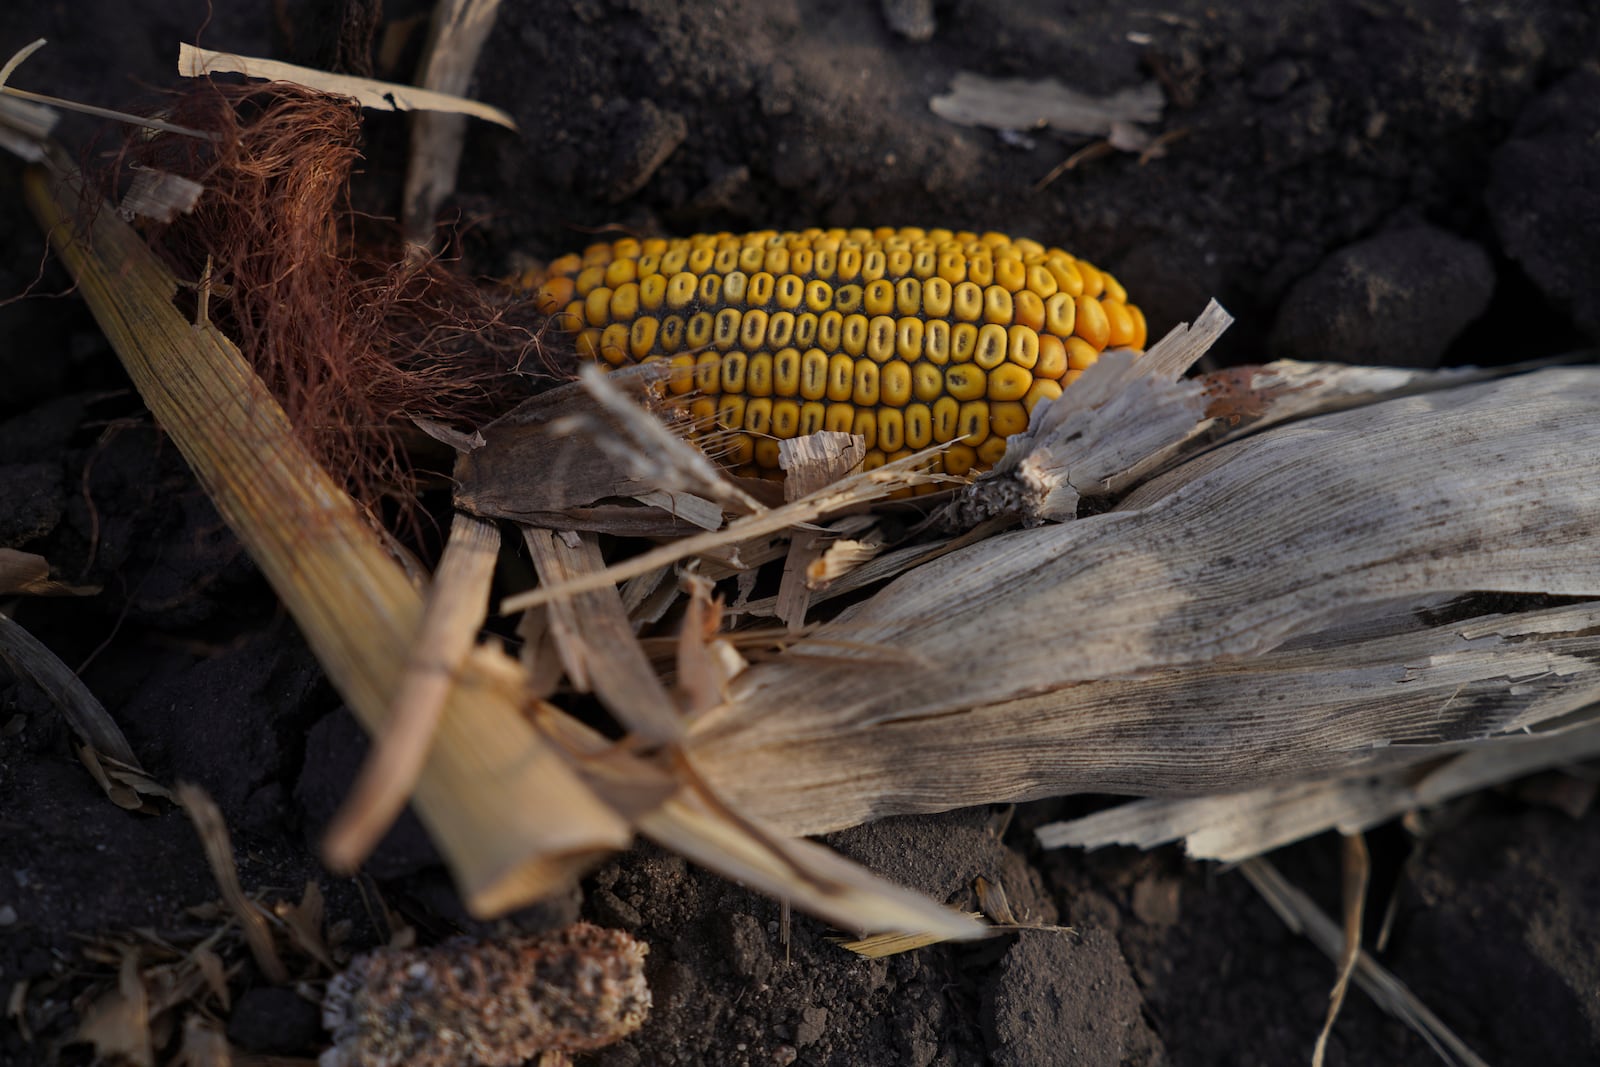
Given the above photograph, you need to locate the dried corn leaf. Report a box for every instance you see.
[0,614,140,768]
[455,376,732,536]
[930,72,1163,135]
[1041,717,1600,861]
[686,368,1600,836]
[177,43,515,129]
[402,0,504,246]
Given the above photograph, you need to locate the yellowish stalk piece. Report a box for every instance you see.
[25,168,630,916]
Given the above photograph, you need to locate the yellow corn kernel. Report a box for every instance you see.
[535,275,575,315]
[722,432,754,466]
[878,408,905,452]
[994,257,1026,292]
[799,401,827,435]
[974,324,1009,369]
[1044,292,1077,337]
[896,318,924,361]
[905,403,932,448]
[1045,256,1083,297]
[791,248,814,275]
[988,363,1032,402]
[931,396,960,442]
[576,327,601,360]
[608,279,640,321]
[697,273,722,306]
[576,265,607,296]
[639,273,667,310]
[864,279,895,316]
[599,323,630,366]
[827,353,854,402]
[861,248,887,282]
[776,274,804,310]
[852,409,878,450]
[1024,378,1063,414]
[772,399,800,437]
[957,401,990,446]
[977,436,1009,466]
[938,251,967,284]
[666,272,696,309]
[1064,336,1099,372]
[944,442,978,476]
[842,314,869,356]
[1007,325,1039,370]
[968,255,994,287]
[717,395,746,432]
[1035,334,1067,380]
[912,362,943,402]
[744,397,773,435]
[585,286,613,326]
[696,353,724,397]
[945,364,986,402]
[805,279,832,313]
[605,257,637,287]
[737,244,763,272]
[825,403,855,435]
[895,277,921,316]
[862,448,886,472]
[740,309,769,350]
[794,313,818,347]
[1026,263,1058,299]
[881,361,912,406]
[658,315,685,352]
[983,285,1013,326]
[853,360,880,407]
[991,400,1028,437]
[686,312,713,350]
[818,311,843,350]
[627,316,660,361]
[837,247,862,282]
[753,439,781,470]
[767,311,795,349]
[951,323,978,363]
[747,352,774,397]
[713,308,741,349]
[773,348,801,396]
[800,349,829,399]
[951,282,983,323]
[1076,261,1105,299]
[1103,299,1136,348]
[1128,304,1148,349]
[547,252,582,276]
[1074,294,1110,349]
[887,248,913,277]
[925,320,950,364]
[1013,289,1045,332]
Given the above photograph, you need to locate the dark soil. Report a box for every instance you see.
[3,2,1598,1065]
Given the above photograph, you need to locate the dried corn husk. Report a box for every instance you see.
[683,365,1600,836]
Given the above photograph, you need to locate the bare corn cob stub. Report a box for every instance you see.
[533,226,1146,480]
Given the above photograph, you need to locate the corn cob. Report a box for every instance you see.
[533,226,1146,480]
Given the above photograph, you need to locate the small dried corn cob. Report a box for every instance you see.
[534,226,1146,479]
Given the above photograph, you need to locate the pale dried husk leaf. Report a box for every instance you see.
[685,366,1600,836]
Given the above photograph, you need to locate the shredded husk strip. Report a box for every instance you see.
[322,513,502,873]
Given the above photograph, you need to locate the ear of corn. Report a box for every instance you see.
[534,227,1145,481]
